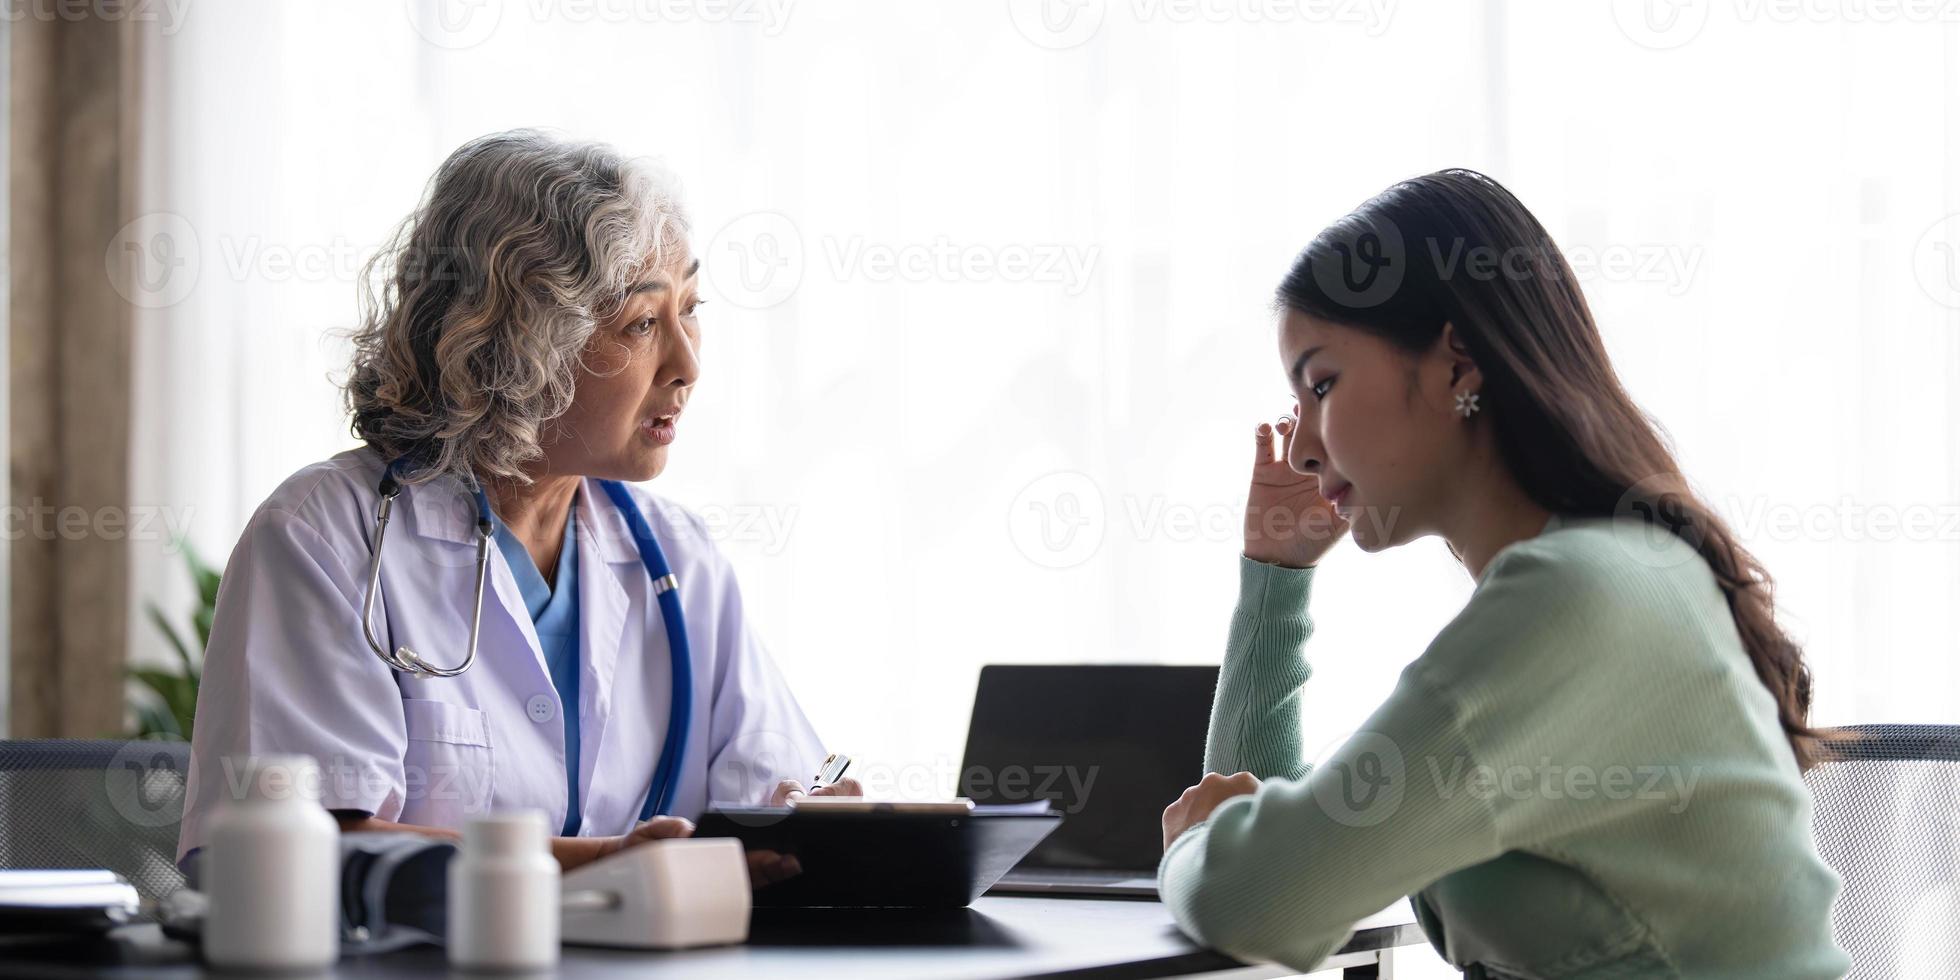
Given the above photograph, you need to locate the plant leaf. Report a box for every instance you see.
[147,603,196,676]
[184,542,222,610]
[129,667,196,724]
[127,694,182,740]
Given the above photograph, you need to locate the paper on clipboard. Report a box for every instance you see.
[787,797,1059,817]
[696,799,1064,907]
[787,797,974,814]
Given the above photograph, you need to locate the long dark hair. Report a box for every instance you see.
[1277,169,1819,770]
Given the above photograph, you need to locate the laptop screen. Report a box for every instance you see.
[958,664,1217,872]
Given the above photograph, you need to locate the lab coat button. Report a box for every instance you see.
[526,694,555,723]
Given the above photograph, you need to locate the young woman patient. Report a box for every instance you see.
[1157,170,1846,977]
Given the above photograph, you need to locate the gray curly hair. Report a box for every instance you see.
[346,129,689,485]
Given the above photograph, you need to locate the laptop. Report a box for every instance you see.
[961,664,1217,898]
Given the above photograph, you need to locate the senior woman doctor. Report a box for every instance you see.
[179,131,858,876]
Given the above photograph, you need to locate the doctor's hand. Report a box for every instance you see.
[768,776,866,805]
[1162,771,1261,852]
[598,815,697,862]
[1245,409,1348,569]
[600,815,804,890]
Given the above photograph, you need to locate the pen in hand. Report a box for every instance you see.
[807,752,852,794]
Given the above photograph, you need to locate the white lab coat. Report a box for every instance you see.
[178,448,825,862]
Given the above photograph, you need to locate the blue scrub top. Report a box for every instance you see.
[491,506,583,837]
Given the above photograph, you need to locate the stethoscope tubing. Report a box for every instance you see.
[360,459,693,819]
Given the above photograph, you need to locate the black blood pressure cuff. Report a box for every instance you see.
[337,831,458,953]
[169,831,458,955]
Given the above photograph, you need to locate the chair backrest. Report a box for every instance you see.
[1805,724,1960,980]
[0,738,190,907]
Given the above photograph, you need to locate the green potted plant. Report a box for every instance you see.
[126,543,219,740]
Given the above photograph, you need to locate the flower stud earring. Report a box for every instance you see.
[1454,391,1481,419]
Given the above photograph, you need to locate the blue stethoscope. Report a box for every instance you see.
[359,459,692,820]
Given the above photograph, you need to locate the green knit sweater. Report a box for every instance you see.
[1158,514,1848,978]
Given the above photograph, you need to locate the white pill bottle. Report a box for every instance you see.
[448,809,561,970]
[202,754,341,971]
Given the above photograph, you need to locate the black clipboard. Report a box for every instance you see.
[695,804,1062,908]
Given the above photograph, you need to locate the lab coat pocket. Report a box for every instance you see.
[399,697,495,828]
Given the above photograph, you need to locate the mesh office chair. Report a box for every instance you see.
[1805,724,1960,980]
[0,738,191,908]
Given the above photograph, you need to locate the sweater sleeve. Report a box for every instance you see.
[1161,541,1619,972]
[1203,556,1319,780]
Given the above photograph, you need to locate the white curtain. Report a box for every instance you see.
[130,0,1960,801]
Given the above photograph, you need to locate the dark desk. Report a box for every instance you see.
[3,896,1426,979]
